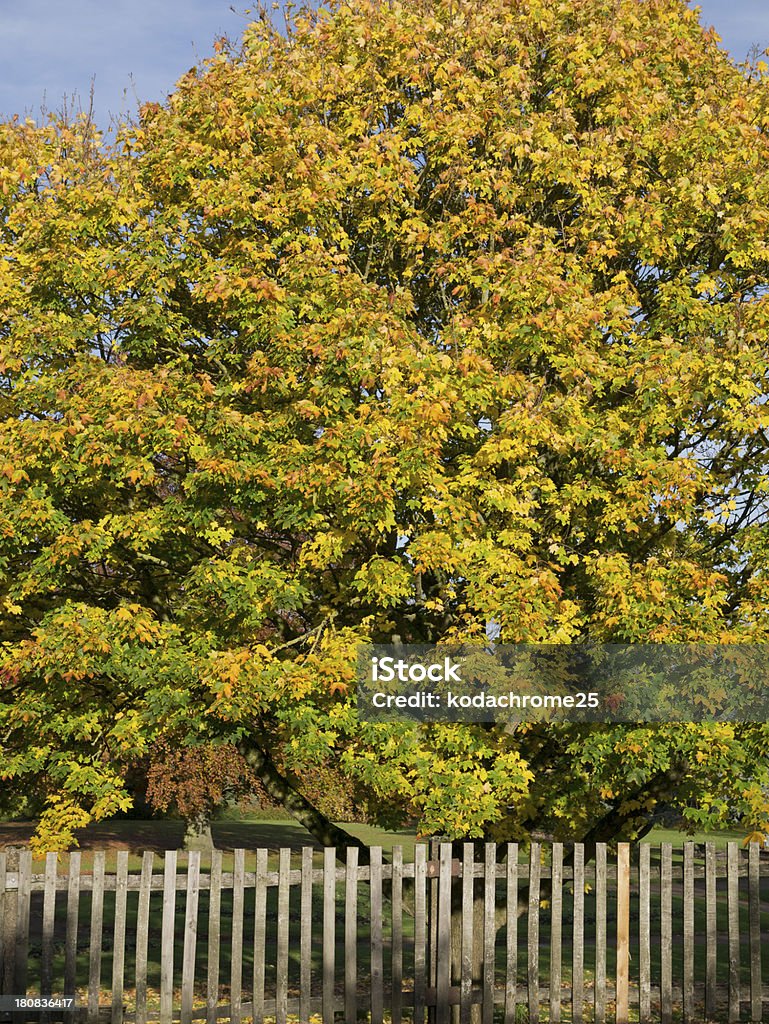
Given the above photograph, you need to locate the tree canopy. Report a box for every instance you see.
[2,0,769,850]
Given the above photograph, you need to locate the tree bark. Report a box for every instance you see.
[183,811,214,852]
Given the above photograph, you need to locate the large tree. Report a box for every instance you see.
[2,0,769,851]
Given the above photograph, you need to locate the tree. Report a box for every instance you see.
[2,0,769,852]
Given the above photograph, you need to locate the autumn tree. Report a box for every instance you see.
[2,0,769,852]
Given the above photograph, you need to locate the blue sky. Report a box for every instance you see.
[1,1,768,131]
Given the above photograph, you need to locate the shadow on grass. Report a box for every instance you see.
[0,817,416,856]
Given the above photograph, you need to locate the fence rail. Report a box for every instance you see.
[0,841,767,1023]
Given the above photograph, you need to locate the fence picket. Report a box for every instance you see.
[504,843,518,1024]
[705,842,717,1022]
[0,851,12,997]
[14,849,31,997]
[0,853,6,998]
[437,843,453,1024]
[345,846,359,1024]
[460,844,474,1024]
[207,849,222,1024]
[660,843,673,1024]
[230,849,245,1024]
[41,851,57,1003]
[572,844,585,1024]
[300,847,313,1024]
[483,843,496,1024]
[322,846,336,1024]
[252,848,267,1024]
[683,843,694,1024]
[134,851,153,1024]
[111,850,129,1024]
[616,844,630,1024]
[88,850,106,1024]
[639,844,651,1024]
[528,842,541,1024]
[276,848,291,1024]
[429,838,439,999]
[727,842,740,1024]
[595,844,607,1024]
[159,851,177,1024]
[180,850,200,1024]
[413,844,427,1024]
[550,843,563,1024]
[391,846,403,1024]
[749,843,762,1024]
[371,846,384,1024]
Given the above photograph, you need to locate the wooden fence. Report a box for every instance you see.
[0,841,767,1023]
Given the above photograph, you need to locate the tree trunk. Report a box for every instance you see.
[183,812,213,852]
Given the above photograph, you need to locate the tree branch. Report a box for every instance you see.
[238,736,372,865]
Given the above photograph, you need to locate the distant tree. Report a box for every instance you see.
[2,0,769,851]
[145,741,255,849]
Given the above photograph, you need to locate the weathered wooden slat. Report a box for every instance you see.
[391,846,403,1024]
[595,844,607,1024]
[483,843,496,1024]
[660,843,672,1024]
[705,842,717,1022]
[572,843,585,1024]
[14,849,32,996]
[88,850,106,1024]
[275,848,291,1024]
[550,843,563,1024]
[0,851,5,991]
[0,850,13,997]
[111,850,129,1024]
[299,847,313,1024]
[749,843,762,1024]
[528,842,541,1024]
[343,845,359,1024]
[437,843,453,1024]
[322,847,336,1024]
[206,849,222,1024]
[413,844,427,1024]
[504,843,518,1024]
[371,847,384,1024]
[0,851,8,999]
[180,851,201,1024]
[682,843,694,1024]
[230,849,245,1024]
[9,857,761,890]
[615,843,629,1024]
[727,842,740,1024]
[41,851,58,1001]
[429,838,439,997]
[19,855,761,890]
[160,851,177,1024]
[638,844,651,1024]
[252,849,267,1024]
[460,844,474,1024]
[134,851,153,1024]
